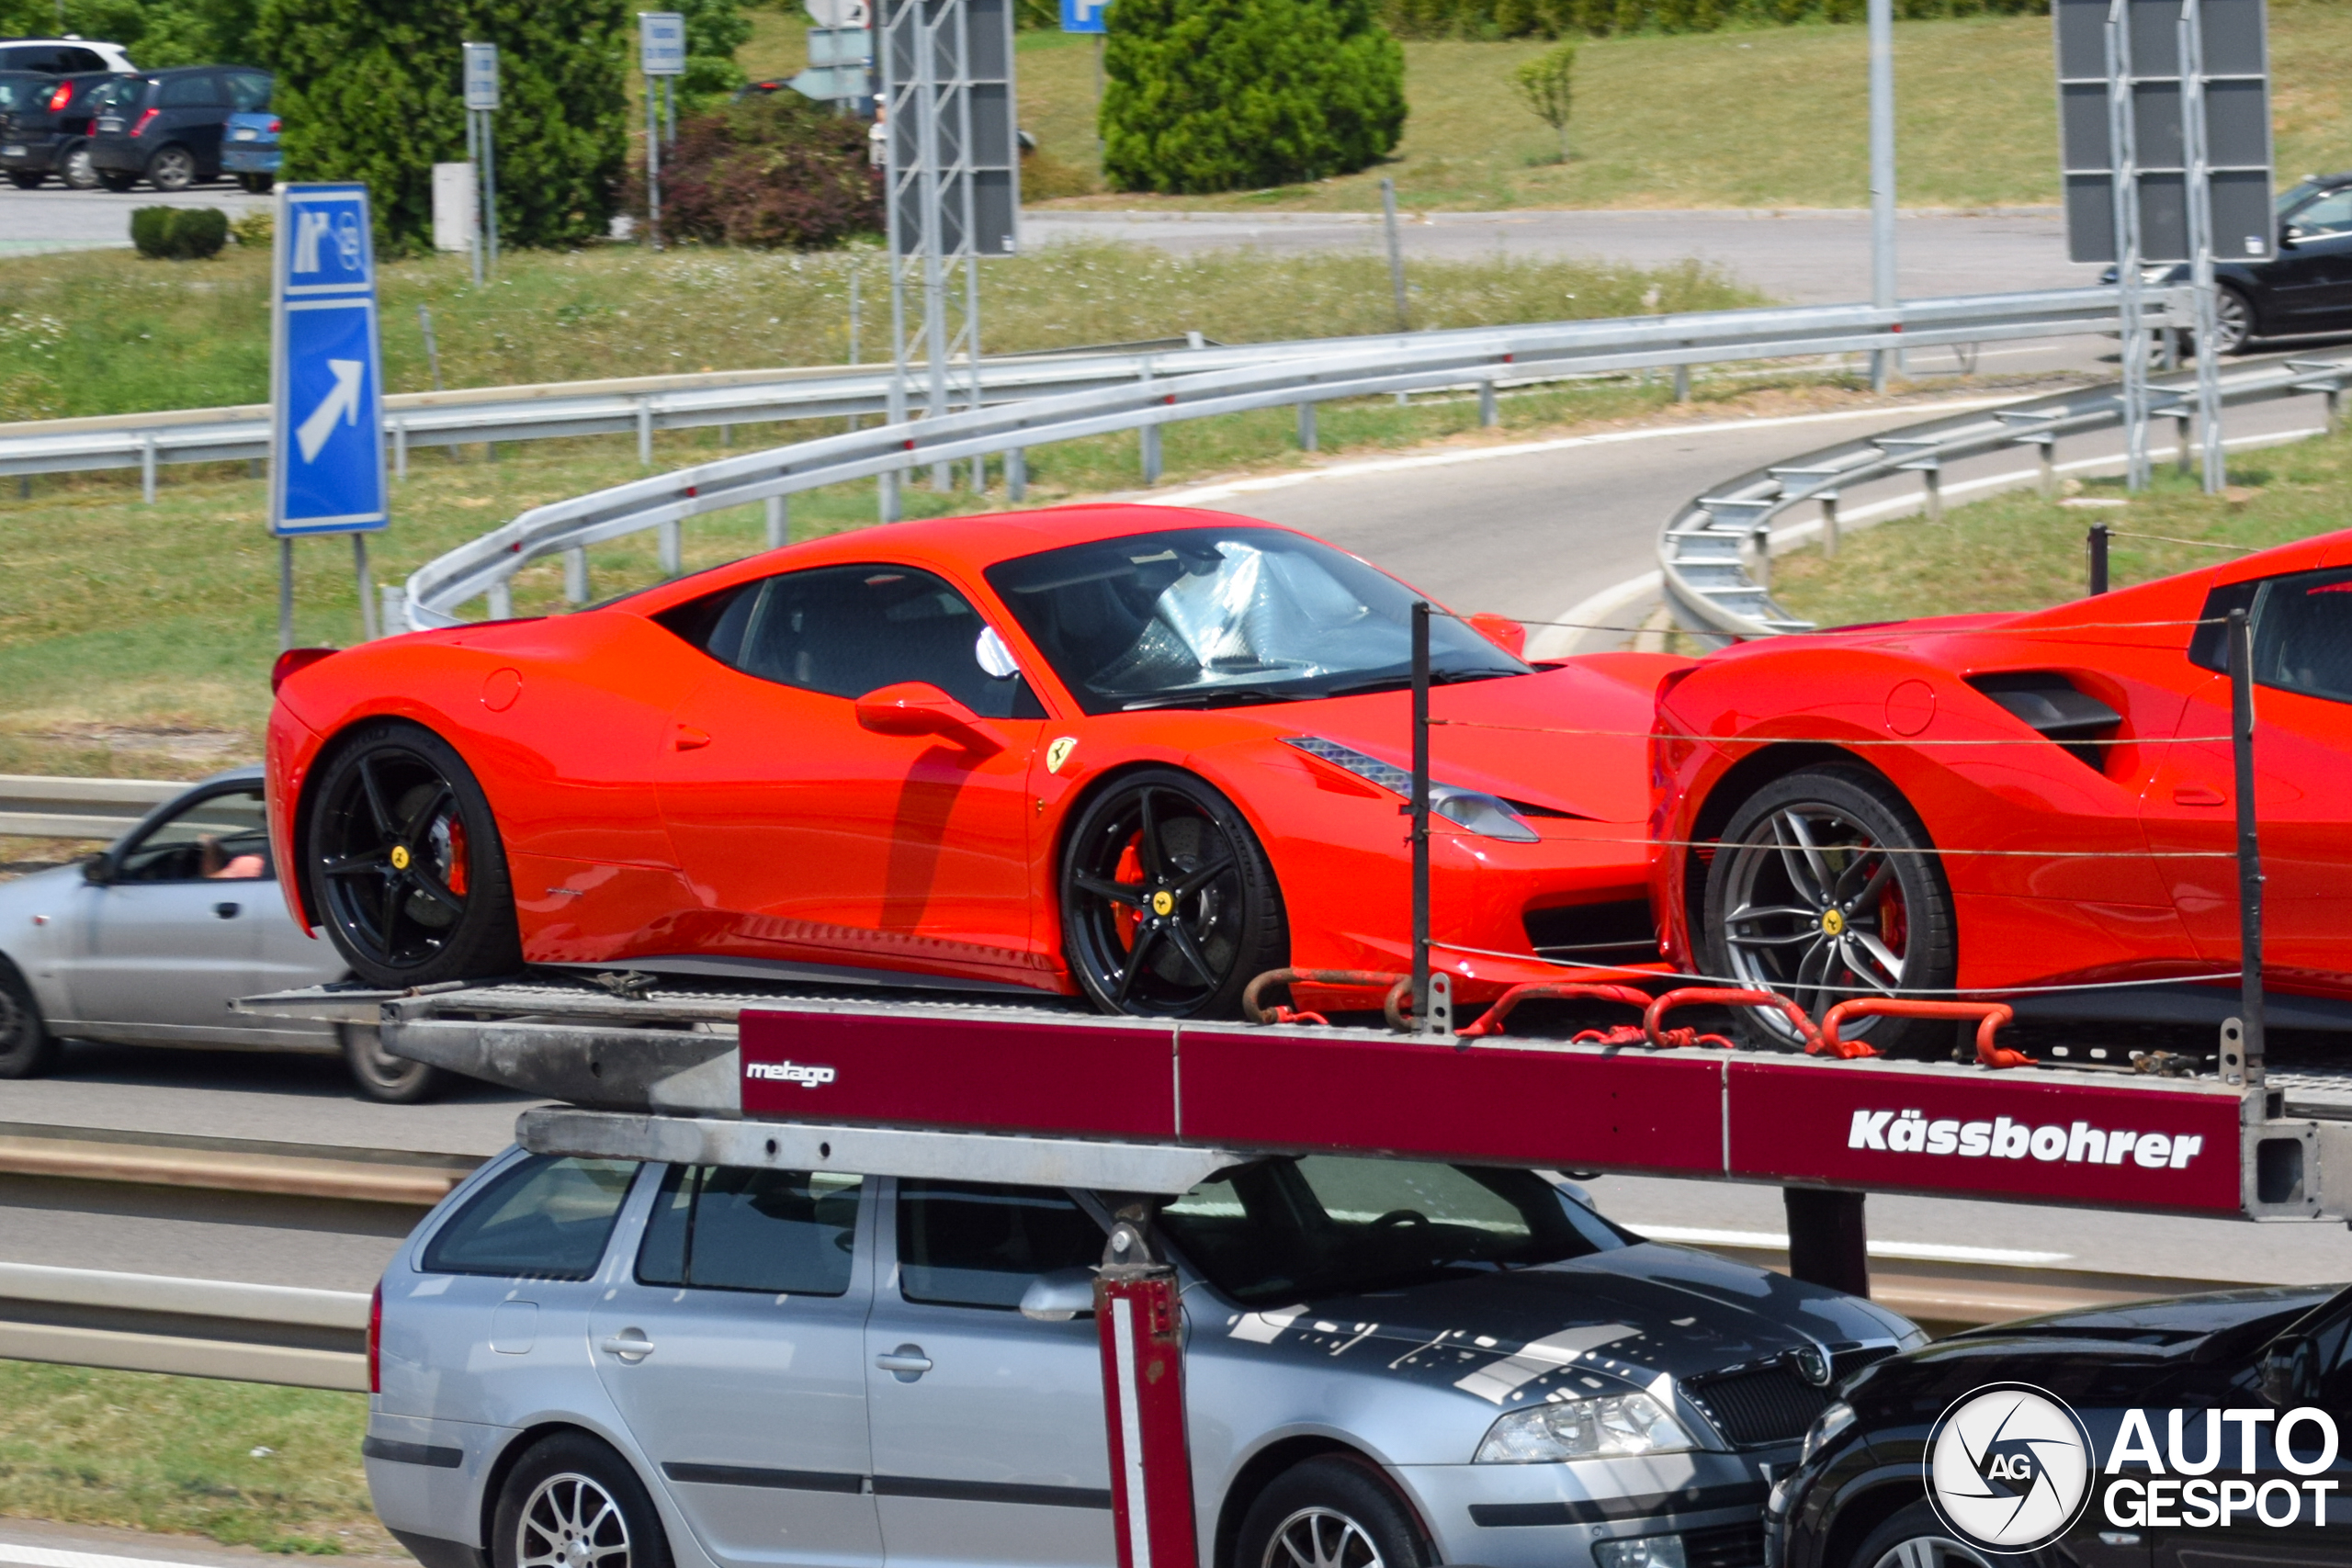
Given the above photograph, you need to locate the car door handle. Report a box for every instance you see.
[2175,784,2228,807]
[876,1345,933,1379]
[214,902,240,919]
[600,1330,656,1363]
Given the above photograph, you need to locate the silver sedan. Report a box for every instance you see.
[0,765,444,1100]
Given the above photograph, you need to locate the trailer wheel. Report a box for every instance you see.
[1059,767,1286,1020]
[492,1433,673,1568]
[1846,1498,1997,1568]
[1234,1457,1429,1568]
[1702,765,1957,1056]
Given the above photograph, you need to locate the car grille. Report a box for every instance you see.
[1832,1345,1896,1385]
[1682,1520,1766,1568]
[1687,1364,1830,1448]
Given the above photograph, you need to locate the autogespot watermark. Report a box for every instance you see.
[1925,1383,2342,1554]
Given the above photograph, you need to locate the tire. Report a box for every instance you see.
[5,171,41,190]
[1846,1497,2002,1568]
[144,145,195,191]
[490,1434,673,1568]
[343,1022,446,1103]
[1059,767,1287,1019]
[96,168,137,192]
[1234,1456,1431,1568]
[2200,285,2256,357]
[1701,765,1958,1056]
[305,720,523,989]
[236,172,273,194]
[61,145,96,190]
[0,962,59,1079]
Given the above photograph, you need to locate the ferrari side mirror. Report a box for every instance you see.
[1467,612,1527,660]
[854,682,1007,754]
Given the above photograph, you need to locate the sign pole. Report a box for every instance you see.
[462,44,500,283]
[482,110,498,276]
[463,106,481,286]
[279,538,294,649]
[1866,0,1896,393]
[2105,0,2150,491]
[639,15,684,251]
[646,76,662,249]
[2180,0,2226,492]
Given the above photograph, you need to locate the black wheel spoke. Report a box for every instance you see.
[407,867,466,918]
[1135,790,1168,880]
[356,756,399,839]
[1114,924,1162,1005]
[322,851,389,877]
[1163,919,1220,986]
[1173,850,1235,899]
[1074,874,1147,909]
[401,784,454,844]
[379,872,407,953]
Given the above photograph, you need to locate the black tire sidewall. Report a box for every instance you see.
[1235,1456,1430,1568]
[0,962,57,1079]
[1058,765,1288,1020]
[342,1023,444,1103]
[306,720,522,988]
[1702,764,1958,1055]
[492,1434,673,1568]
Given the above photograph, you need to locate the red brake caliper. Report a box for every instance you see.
[1112,839,1144,949]
[446,816,470,898]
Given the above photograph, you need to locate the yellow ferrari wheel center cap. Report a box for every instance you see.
[390,845,412,871]
[1150,890,1175,918]
[1819,908,1845,937]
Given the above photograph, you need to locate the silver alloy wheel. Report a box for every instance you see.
[2209,288,2254,355]
[148,147,194,190]
[514,1472,632,1568]
[1716,801,1909,1040]
[1871,1534,1996,1568]
[62,146,95,188]
[1261,1506,1384,1568]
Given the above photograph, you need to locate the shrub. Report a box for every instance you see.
[1102,0,1406,194]
[130,206,230,259]
[1510,39,1574,161]
[230,208,274,249]
[635,93,882,249]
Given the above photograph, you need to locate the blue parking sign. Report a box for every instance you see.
[270,185,386,535]
[1061,0,1106,32]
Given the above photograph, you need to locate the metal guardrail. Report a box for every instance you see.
[1657,343,2352,642]
[402,287,2155,625]
[0,1260,370,1391]
[0,773,176,839]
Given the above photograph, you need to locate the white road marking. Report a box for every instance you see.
[1634,1224,2068,1265]
[0,1544,245,1568]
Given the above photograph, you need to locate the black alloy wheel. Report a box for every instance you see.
[4,171,41,189]
[145,145,195,191]
[1059,767,1286,1019]
[342,1022,446,1103]
[61,146,96,190]
[1702,766,1957,1056]
[307,722,521,989]
[1236,1457,1430,1568]
[491,1433,672,1568]
[0,963,59,1079]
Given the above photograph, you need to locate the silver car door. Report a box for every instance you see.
[60,783,269,1043]
[251,871,346,1048]
[865,1179,1114,1568]
[589,1164,883,1568]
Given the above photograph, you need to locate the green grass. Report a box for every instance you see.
[0,241,1757,422]
[0,1361,384,1555]
[1770,437,2352,628]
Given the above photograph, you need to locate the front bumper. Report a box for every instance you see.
[1399,1450,1782,1568]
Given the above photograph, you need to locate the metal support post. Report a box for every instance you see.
[487,580,513,620]
[481,107,498,276]
[1477,379,1498,427]
[2109,0,2151,490]
[1296,402,1317,452]
[764,494,787,550]
[1749,525,1771,591]
[380,584,406,635]
[2229,606,2265,1078]
[1380,177,1409,333]
[394,416,408,480]
[1820,494,1839,558]
[638,400,653,467]
[354,534,377,640]
[277,536,294,650]
[1867,0,1896,394]
[564,546,590,604]
[1672,363,1690,403]
[464,109,483,287]
[879,468,900,524]
[2039,436,2057,496]
[659,518,683,577]
[1138,358,1159,484]
[645,75,662,252]
[419,303,445,391]
[1785,1188,1870,1297]
[1006,447,1026,502]
[1094,1217,1198,1568]
[2180,0,2226,493]
[140,434,155,503]
[2175,410,2194,474]
[1923,466,1942,524]
[2087,524,2110,595]
[1409,601,1431,1027]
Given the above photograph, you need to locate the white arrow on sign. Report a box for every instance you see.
[295,358,364,462]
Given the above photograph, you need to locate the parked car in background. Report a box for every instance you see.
[86,64,270,191]
[0,68,116,187]
[220,106,276,193]
[0,37,134,74]
[367,1149,1923,1568]
[0,767,447,1101]
[2117,171,2352,355]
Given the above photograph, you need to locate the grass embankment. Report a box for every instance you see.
[1770,435,2352,627]
[0,1361,382,1555]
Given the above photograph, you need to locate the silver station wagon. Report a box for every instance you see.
[363,1150,1922,1568]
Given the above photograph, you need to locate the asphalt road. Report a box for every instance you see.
[0,182,272,254]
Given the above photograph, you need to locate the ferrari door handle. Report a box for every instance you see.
[673,725,711,751]
[876,1345,933,1379]
[601,1330,656,1363]
[2174,784,2228,807]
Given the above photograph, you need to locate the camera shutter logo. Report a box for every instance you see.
[1926,1383,2096,1553]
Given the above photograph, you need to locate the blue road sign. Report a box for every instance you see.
[270,185,385,536]
[1061,0,1105,33]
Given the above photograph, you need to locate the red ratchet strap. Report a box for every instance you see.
[1644,987,1822,1051]
[1455,981,1656,1040]
[1819,998,2027,1068]
[1241,967,1407,1028]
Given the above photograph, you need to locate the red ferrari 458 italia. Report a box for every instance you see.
[267,505,1683,1018]
[1653,527,2352,1053]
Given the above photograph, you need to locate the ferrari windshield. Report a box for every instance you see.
[983,526,1528,713]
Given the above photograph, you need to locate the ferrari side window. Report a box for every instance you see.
[2191,568,2352,705]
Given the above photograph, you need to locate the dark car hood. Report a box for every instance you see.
[1200,1241,1908,1393]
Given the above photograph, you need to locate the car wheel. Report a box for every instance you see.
[1847,1498,2000,1568]
[342,1022,445,1103]
[306,721,522,989]
[96,168,138,192]
[1702,765,1958,1056]
[61,146,96,189]
[491,1433,672,1568]
[2201,284,2256,356]
[0,962,59,1079]
[1059,766,1287,1019]
[236,172,273,194]
[5,171,41,189]
[145,145,195,191]
[1236,1456,1430,1568]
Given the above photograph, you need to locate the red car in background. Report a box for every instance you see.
[1653,529,2352,1054]
[267,506,1683,1019]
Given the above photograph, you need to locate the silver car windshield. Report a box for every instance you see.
[984,526,1528,715]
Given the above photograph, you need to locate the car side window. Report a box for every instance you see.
[2191,568,2352,704]
[897,1180,1103,1310]
[61,48,102,73]
[2290,190,2352,238]
[422,1156,638,1280]
[636,1165,862,1295]
[114,785,272,884]
[224,72,269,111]
[157,73,218,107]
[659,564,1046,719]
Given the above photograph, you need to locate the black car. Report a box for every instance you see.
[85,64,269,191]
[2120,174,2352,355]
[1768,1282,2352,1568]
[0,68,117,187]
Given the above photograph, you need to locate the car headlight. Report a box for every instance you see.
[1801,1400,1856,1463]
[1474,1392,1697,1462]
[1283,737,1542,841]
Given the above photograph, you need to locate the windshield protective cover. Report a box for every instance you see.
[983,525,1528,714]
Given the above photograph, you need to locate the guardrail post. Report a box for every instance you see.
[487,581,513,621]
[1296,402,1317,453]
[1006,448,1027,502]
[637,400,653,468]
[1748,524,1771,590]
[765,495,787,550]
[2039,437,2056,497]
[380,584,407,634]
[563,547,590,604]
[1139,358,1160,484]
[140,434,156,505]
[1672,362,1690,403]
[1477,379,1497,428]
[2175,411,2194,475]
[2087,524,2109,595]
[880,469,899,524]
[1925,466,1943,523]
[394,416,408,482]
[1820,494,1839,558]
[659,519,683,577]
[719,423,731,448]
